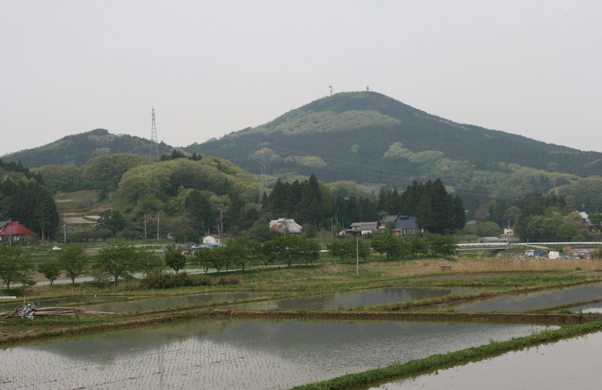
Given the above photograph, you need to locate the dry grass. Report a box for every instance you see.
[452,259,600,273]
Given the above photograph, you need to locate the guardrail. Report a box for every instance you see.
[457,242,602,251]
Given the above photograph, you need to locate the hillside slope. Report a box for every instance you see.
[1,129,172,168]
[186,91,602,198]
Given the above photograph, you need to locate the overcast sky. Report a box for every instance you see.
[2,0,601,158]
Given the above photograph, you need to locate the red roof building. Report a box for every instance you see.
[0,221,35,242]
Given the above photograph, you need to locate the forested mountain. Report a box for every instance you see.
[1,129,172,168]
[186,91,602,200]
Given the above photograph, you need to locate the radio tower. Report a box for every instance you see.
[149,107,159,163]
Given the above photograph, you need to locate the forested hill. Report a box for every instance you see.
[1,129,172,168]
[186,91,602,199]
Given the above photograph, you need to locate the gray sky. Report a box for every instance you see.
[2,0,601,158]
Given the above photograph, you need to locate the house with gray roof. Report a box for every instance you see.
[381,215,421,236]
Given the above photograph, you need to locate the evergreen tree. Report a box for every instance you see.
[453,195,466,230]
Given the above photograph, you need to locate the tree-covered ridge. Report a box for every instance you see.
[245,109,401,136]
[116,157,260,213]
[188,91,602,201]
[1,128,172,168]
[33,153,149,194]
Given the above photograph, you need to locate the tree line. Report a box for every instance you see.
[0,174,59,240]
[265,176,465,234]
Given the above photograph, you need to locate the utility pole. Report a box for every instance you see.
[356,237,359,277]
[157,212,160,240]
[149,107,159,163]
[144,214,147,239]
[8,219,12,247]
[259,149,267,198]
[220,211,223,237]
[63,215,67,244]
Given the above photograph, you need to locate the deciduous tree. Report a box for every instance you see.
[58,246,89,284]
[0,247,35,290]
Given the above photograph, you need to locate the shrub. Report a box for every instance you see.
[216,275,240,285]
[139,270,216,289]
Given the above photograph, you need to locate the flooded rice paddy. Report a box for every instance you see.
[444,282,602,312]
[560,301,602,314]
[83,292,268,313]
[364,329,602,389]
[0,296,104,310]
[0,321,551,389]
[22,286,481,314]
[227,287,481,311]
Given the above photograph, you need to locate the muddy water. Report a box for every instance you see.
[446,282,602,312]
[364,330,602,389]
[0,320,551,389]
[227,287,481,311]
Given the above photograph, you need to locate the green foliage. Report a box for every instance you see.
[138,250,164,276]
[173,227,200,244]
[0,246,35,290]
[191,247,218,273]
[96,210,126,234]
[265,235,319,266]
[302,223,317,238]
[57,246,89,283]
[328,238,370,263]
[513,193,589,241]
[139,269,212,289]
[93,244,142,285]
[116,158,259,210]
[425,234,457,257]
[248,218,278,243]
[327,239,355,263]
[266,174,325,226]
[556,176,602,214]
[164,250,187,274]
[0,179,59,239]
[82,153,147,190]
[37,258,62,285]
[474,221,503,237]
[68,229,114,243]
[222,238,249,271]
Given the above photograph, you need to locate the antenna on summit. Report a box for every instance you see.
[366,86,370,91]
[149,107,159,163]
[329,86,333,96]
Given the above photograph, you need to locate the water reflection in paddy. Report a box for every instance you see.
[1,320,551,389]
[82,287,480,313]
[84,292,267,313]
[228,287,481,311]
[561,301,602,314]
[364,329,602,389]
[445,282,602,312]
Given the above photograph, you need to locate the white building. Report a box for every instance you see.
[202,234,222,245]
[269,218,302,234]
